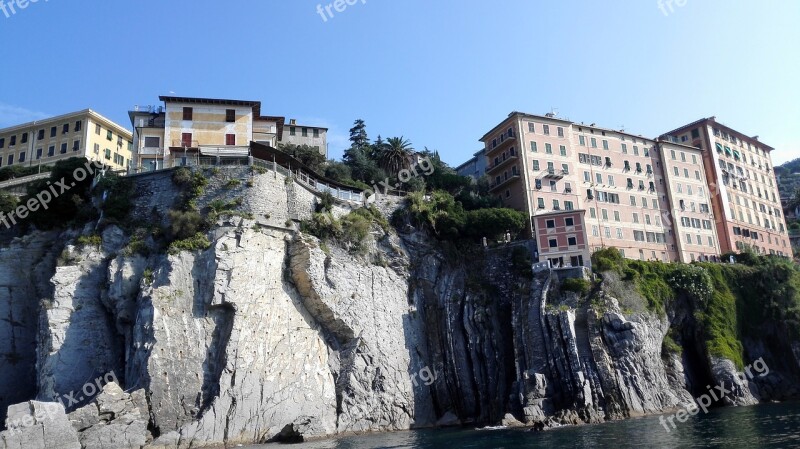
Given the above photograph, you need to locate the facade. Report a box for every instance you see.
[656,140,721,263]
[279,119,327,155]
[455,149,487,180]
[478,112,732,267]
[129,96,326,172]
[662,118,791,257]
[0,109,132,171]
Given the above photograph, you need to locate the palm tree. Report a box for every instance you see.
[379,137,414,174]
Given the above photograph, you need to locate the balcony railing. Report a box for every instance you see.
[489,174,521,192]
[172,140,200,148]
[486,155,518,174]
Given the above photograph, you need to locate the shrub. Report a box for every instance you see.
[225,179,241,189]
[592,247,625,272]
[561,278,591,295]
[167,210,204,240]
[172,167,193,186]
[142,268,154,286]
[97,175,134,224]
[76,234,102,248]
[0,191,19,214]
[316,191,335,213]
[168,232,211,255]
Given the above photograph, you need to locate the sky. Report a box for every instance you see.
[0,0,798,166]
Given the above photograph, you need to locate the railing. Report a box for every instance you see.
[172,140,200,148]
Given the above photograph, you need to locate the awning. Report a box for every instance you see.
[715,143,724,152]
[732,150,741,160]
[724,146,732,156]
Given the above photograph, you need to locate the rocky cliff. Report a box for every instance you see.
[0,166,798,448]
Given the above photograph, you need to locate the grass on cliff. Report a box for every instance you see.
[300,206,388,255]
[592,247,800,370]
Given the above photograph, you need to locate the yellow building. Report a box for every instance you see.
[0,109,133,171]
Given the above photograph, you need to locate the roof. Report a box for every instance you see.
[663,117,775,152]
[480,111,572,142]
[159,96,264,117]
[0,109,132,138]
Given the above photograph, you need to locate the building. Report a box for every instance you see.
[478,111,728,267]
[656,140,721,263]
[279,119,327,155]
[0,109,132,172]
[129,96,325,172]
[662,117,791,257]
[455,149,487,180]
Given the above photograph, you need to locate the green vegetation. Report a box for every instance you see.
[300,207,388,255]
[0,164,51,182]
[394,190,526,242]
[168,232,211,255]
[225,179,241,189]
[561,277,591,295]
[22,158,100,229]
[0,191,19,214]
[96,175,134,225]
[76,234,102,248]
[592,247,800,370]
[142,268,154,286]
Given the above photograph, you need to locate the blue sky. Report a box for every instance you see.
[1,0,798,166]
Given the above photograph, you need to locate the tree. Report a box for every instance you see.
[278,143,326,175]
[379,137,414,175]
[348,119,369,150]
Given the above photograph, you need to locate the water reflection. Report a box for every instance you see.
[248,401,800,449]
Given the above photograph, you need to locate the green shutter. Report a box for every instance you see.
[715,143,723,152]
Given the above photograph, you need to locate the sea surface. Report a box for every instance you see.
[249,401,800,448]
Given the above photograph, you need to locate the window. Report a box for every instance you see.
[602,209,609,221]
[63,123,69,134]
[549,239,558,248]
[568,236,577,246]
[532,160,540,171]
[18,152,25,162]
[48,145,55,156]
[21,133,28,144]
[543,125,550,135]
[590,208,597,218]
[226,109,236,122]
[591,138,597,148]
[546,219,556,229]
[602,140,609,150]
[313,129,320,137]
[545,143,552,154]
[633,213,640,223]
[630,196,636,206]
[530,141,538,152]
[584,171,590,182]
[51,126,57,137]
[560,145,567,156]
[617,228,623,239]
[75,121,82,132]
[592,226,599,237]
[565,201,574,211]
[596,173,602,184]
[144,137,160,148]
[105,148,111,160]
[553,199,560,210]
[528,122,535,133]
[106,130,113,141]
[0,138,4,148]
[72,140,80,151]
[225,134,236,145]
[622,143,628,154]
[35,148,42,159]
[181,132,193,147]
[565,217,574,227]
[59,143,67,154]
[537,198,545,209]
[608,175,615,186]
[37,129,44,140]
[183,107,193,120]
[579,135,585,146]
[9,135,16,146]
[290,126,296,136]
[562,163,569,174]
[6,155,12,165]
[614,211,620,222]
[302,127,309,137]
[633,146,639,156]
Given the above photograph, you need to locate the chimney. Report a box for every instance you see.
[290,119,297,125]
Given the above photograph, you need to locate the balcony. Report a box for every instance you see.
[542,168,566,180]
[486,155,518,174]
[486,134,517,155]
[139,147,166,156]
[489,173,521,192]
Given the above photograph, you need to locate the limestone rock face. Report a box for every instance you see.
[0,401,80,449]
[128,227,338,447]
[289,234,435,433]
[68,382,149,449]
